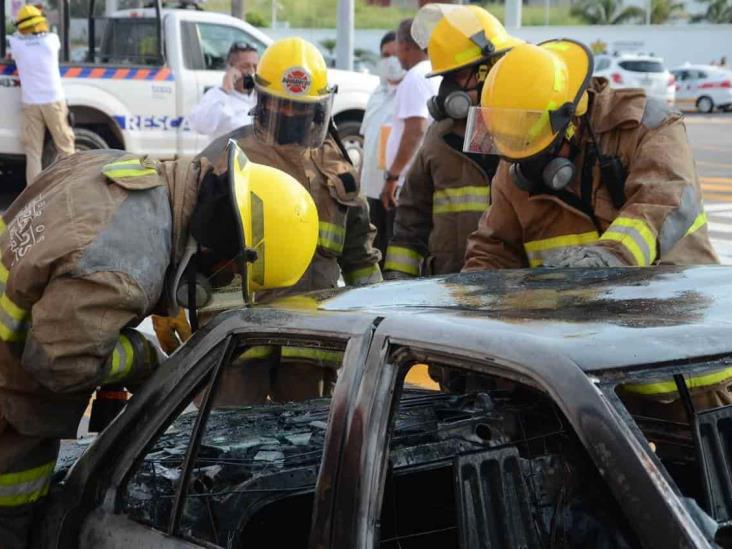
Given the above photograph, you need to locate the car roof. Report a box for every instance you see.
[263,266,732,373]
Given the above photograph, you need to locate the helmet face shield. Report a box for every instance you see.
[463,106,557,160]
[253,88,333,148]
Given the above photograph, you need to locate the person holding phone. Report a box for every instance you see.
[188,42,259,139]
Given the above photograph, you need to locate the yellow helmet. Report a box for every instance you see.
[15,4,48,33]
[255,37,332,102]
[464,39,593,160]
[412,4,523,77]
[252,37,335,147]
[228,141,318,295]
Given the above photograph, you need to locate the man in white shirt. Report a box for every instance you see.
[188,42,259,140]
[8,5,75,186]
[359,31,405,262]
[380,18,441,210]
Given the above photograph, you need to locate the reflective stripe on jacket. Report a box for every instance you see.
[202,128,382,295]
[0,151,201,438]
[464,78,719,271]
[386,118,493,276]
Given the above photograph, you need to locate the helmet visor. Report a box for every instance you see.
[463,106,558,160]
[254,88,333,148]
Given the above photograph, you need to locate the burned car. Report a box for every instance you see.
[38,266,732,548]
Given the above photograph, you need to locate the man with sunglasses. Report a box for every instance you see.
[383,5,522,279]
[188,42,259,139]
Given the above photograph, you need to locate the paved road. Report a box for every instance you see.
[685,111,732,264]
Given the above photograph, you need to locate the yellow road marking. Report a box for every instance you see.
[702,192,732,202]
[701,183,732,192]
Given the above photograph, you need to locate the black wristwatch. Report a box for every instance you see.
[384,171,399,182]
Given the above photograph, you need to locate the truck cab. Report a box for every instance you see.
[0,6,376,172]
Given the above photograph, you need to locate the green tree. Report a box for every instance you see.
[319,38,336,56]
[570,0,646,24]
[651,0,686,22]
[245,11,267,27]
[691,0,732,22]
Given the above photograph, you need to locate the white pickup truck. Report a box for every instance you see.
[0,7,377,170]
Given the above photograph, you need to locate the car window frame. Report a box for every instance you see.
[323,315,713,549]
[63,310,380,548]
[186,20,267,72]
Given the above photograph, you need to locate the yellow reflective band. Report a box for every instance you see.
[623,367,732,396]
[343,264,381,285]
[454,45,482,65]
[281,346,343,364]
[433,186,489,215]
[685,211,707,236]
[240,345,275,361]
[524,231,599,267]
[0,460,55,507]
[600,217,656,266]
[102,158,157,179]
[384,245,422,276]
[105,335,135,383]
[318,221,345,254]
[0,293,29,342]
[0,216,6,235]
[0,262,9,295]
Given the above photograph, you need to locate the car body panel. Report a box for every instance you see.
[595,54,675,105]
[42,266,732,548]
[671,64,732,112]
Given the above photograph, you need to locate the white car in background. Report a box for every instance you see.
[594,53,675,105]
[670,64,732,113]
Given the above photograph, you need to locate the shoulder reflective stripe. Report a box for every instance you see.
[0,460,55,507]
[0,263,8,294]
[281,346,344,364]
[343,264,381,285]
[600,217,656,266]
[0,216,5,235]
[318,221,345,254]
[623,367,732,395]
[102,158,157,179]
[433,185,489,215]
[384,245,422,276]
[523,231,599,267]
[685,211,708,236]
[0,293,29,342]
[104,335,135,384]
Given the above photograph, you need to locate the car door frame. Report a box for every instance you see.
[315,315,714,549]
[40,307,382,549]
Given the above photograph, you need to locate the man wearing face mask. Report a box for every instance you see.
[463,39,717,271]
[191,38,382,399]
[188,42,259,139]
[360,31,405,262]
[383,5,522,279]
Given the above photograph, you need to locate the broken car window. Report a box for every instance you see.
[379,360,641,549]
[613,361,732,531]
[178,339,345,547]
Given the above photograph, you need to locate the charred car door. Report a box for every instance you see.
[314,316,710,549]
[37,308,381,549]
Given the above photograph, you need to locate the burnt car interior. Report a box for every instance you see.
[608,359,732,546]
[118,334,642,549]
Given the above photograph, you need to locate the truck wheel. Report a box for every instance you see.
[335,119,364,171]
[42,127,109,169]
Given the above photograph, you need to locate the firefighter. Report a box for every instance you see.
[383,4,522,279]
[157,38,382,402]
[0,146,318,548]
[462,39,728,415]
